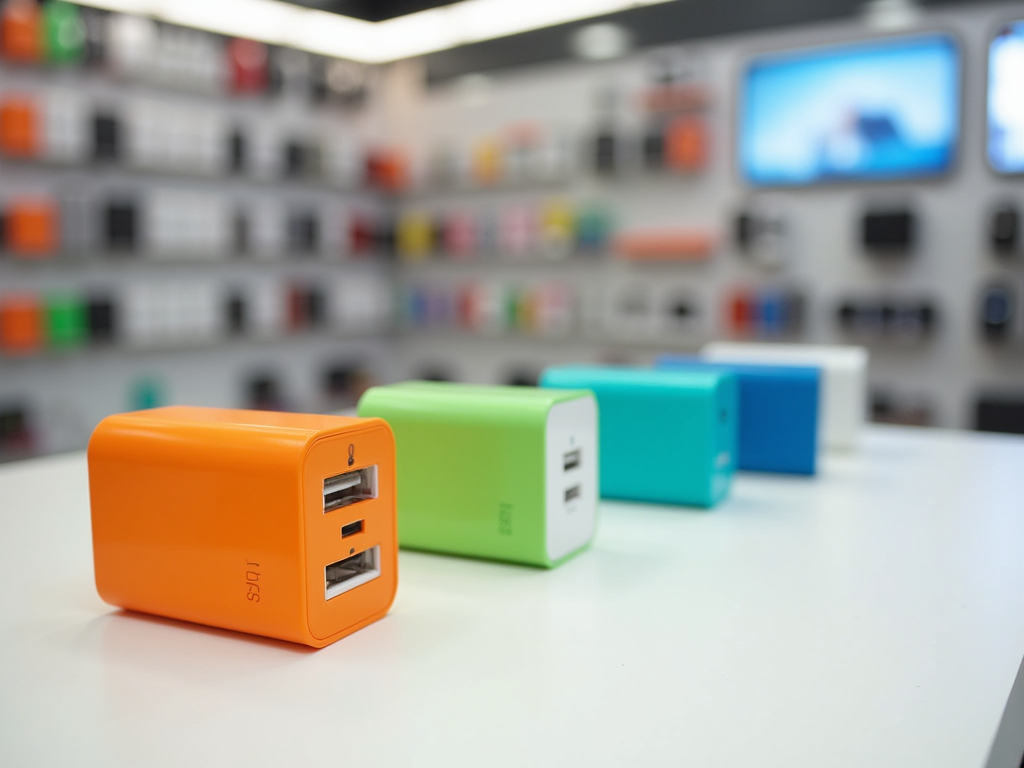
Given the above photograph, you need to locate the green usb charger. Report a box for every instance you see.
[357,381,599,568]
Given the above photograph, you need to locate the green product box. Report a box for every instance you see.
[44,1,85,64]
[357,381,598,568]
[46,295,87,348]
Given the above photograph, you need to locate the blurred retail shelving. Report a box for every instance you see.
[2,0,1024,461]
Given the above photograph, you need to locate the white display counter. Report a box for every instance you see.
[1,426,1022,767]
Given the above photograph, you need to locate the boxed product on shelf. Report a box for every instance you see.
[0,293,44,354]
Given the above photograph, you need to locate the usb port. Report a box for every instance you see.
[563,449,581,471]
[341,520,363,538]
[325,546,380,600]
[323,466,377,513]
[564,485,581,502]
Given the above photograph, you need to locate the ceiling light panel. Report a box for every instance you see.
[74,0,672,63]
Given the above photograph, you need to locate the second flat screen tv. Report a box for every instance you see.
[740,34,960,186]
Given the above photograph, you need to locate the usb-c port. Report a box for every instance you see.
[341,520,363,538]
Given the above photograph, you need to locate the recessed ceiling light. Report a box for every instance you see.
[861,0,922,31]
[570,22,633,61]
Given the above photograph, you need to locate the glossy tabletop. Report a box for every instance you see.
[1,426,1023,767]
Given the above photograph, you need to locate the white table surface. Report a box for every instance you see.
[1,426,1023,768]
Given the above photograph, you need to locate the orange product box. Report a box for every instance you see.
[614,230,717,262]
[0,96,40,158]
[88,406,399,648]
[726,288,754,336]
[0,0,42,63]
[0,294,44,354]
[665,115,708,172]
[6,198,59,256]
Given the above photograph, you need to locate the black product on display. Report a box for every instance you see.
[735,212,755,251]
[870,391,934,426]
[375,216,396,257]
[284,140,307,178]
[975,395,1024,435]
[990,204,1019,255]
[593,133,617,175]
[86,296,117,343]
[104,201,137,252]
[246,373,286,411]
[862,208,916,254]
[80,7,107,65]
[92,112,120,162]
[225,292,247,335]
[0,404,32,454]
[838,301,884,335]
[504,368,540,387]
[837,298,937,340]
[888,300,937,338]
[734,207,789,267]
[229,130,247,174]
[643,127,664,170]
[980,284,1015,340]
[288,211,320,254]
[323,363,359,398]
[669,299,694,320]
[305,287,326,328]
[233,210,249,254]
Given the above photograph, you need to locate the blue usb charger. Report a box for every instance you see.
[656,356,820,475]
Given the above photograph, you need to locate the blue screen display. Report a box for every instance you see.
[988,21,1024,174]
[740,34,960,186]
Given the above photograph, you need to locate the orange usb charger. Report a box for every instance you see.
[87,406,398,648]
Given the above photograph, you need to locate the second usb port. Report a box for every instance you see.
[323,466,377,513]
[564,485,581,502]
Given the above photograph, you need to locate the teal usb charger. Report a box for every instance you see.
[539,365,737,507]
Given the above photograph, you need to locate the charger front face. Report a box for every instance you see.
[302,426,397,643]
[88,407,397,648]
[544,395,599,562]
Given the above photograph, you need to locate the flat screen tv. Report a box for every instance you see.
[739,34,960,186]
[988,21,1024,174]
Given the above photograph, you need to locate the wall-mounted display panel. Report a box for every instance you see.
[740,34,961,186]
[988,20,1024,174]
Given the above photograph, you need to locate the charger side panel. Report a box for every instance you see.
[88,408,313,644]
